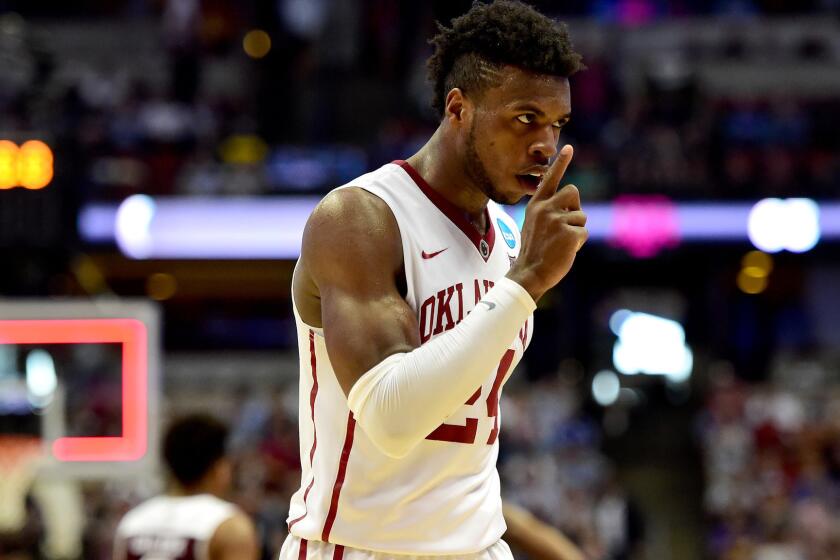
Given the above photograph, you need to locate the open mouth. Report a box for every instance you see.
[516,173,543,191]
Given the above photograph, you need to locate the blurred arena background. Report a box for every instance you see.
[1,1,840,559]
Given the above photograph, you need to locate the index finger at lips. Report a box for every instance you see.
[532,144,573,202]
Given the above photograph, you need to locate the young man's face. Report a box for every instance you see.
[462,66,571,205]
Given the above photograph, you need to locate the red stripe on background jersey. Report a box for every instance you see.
[298,538,308,560]
[333,545,345,560]
[321,412,357,542]
[288,330,320,531]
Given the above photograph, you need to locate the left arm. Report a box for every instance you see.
[503,501,587,560]
[207,512,259,560]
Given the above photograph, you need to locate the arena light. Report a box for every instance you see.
[18,140,54,189]
[785,199,821,253]
[0,140,18,189]
[737,250,773,295]
[146,273,178,301]
[243,29,271,59]
[741,250,773,278]
[79,198,840,259]
[219,134,269,164]
[609,308,633,336]
[611,311,692,382]
[78,204,118,242]
[0,140,54,190]
[592,370,620,406]
[25,349,57,409]
[748,198,820,253]
[115,195,156,259]
[737,270,767,295]
[111,197,314,259]
[609,195,680,257]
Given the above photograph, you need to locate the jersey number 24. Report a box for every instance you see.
[425,349,514,446]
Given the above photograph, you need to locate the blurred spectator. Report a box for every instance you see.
[113,414,259,560]
[700,360,840,560]
[3,4,840,201]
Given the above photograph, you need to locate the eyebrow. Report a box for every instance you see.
[511,104,571,123]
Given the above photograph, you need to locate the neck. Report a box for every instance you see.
[169,480,220,498]
[406,125,489,227]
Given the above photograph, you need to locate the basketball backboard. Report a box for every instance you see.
[0,298,160,479]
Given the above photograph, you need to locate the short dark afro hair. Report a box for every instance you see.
[163,413,229,487]
[427,1,584,116]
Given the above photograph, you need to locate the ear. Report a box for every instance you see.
[444,88,472,127]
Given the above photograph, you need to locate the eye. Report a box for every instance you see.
[552,120,567,129]
[516,114,535,124]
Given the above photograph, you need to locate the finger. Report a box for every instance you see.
[566,225,589,251]
[554,184,582,211]
[531,144,573,202]
[562,210,587,227]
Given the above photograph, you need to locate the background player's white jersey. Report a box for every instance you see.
[114,494,237,560]
[288,161,533,554]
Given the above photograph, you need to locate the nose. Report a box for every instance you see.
[528,125,559,161]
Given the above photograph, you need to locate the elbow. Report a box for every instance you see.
[374,440,414,460]
[358,420,418,459]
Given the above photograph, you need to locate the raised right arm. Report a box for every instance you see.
[299,187,535,458]
[301,147,586,458]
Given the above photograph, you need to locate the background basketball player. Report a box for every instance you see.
[113,414,258,560]
[283,1,587,558]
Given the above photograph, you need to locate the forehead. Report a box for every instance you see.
[480,65,571,115]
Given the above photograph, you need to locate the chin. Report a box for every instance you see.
[493,193,525,205]
[480,181,514,206]
[500,182,531,205]
[490,192,523,206]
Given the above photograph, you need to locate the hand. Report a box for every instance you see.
[507,144,588,302]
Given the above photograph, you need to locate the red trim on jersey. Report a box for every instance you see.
[288,330,320,531]
[393,160,496,261]
[321,412,357,542]
[298,538,308,560]
[287,477,313,530]
[306,329,320,466]
[333,545,345,560]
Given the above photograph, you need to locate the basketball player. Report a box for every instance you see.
[283,1,587,558]
[113,414,258,560]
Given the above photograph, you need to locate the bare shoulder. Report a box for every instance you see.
[303,187,402,268]
[296,187,403,299]
[308,186,394,228]
[208,511,258,560]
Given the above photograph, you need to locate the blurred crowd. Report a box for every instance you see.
[1,1,840,205]
[501,374,645,560]
[700,356,840,560]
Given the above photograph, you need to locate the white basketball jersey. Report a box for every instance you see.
[114,494,237,560]
[288,161,533,555]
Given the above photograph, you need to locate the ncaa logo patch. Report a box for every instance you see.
[497,218,517,249]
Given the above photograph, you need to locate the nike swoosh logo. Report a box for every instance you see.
[421,248,448,259]
[478,301,496,310]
